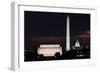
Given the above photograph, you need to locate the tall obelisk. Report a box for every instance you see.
[66,16,70,51]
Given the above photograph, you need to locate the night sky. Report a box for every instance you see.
[24,11,90,50]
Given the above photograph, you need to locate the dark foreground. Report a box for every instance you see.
[24,48,90,62]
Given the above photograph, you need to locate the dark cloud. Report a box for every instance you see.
[24,11,90,49]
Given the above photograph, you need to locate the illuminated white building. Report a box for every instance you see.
[66,16,70,51]
[37,44,62,57]
[75,40,80,48]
